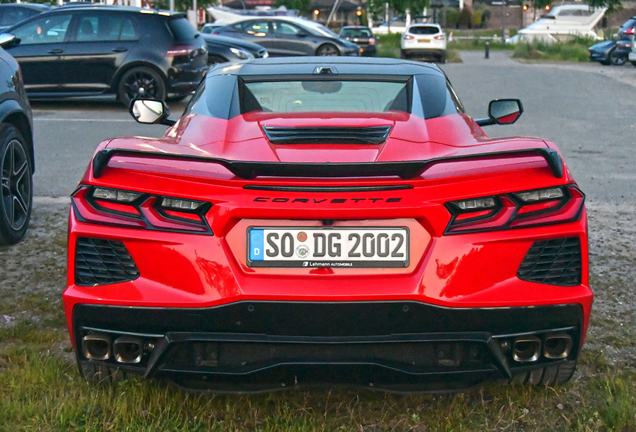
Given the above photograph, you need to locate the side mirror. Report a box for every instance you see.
[475,99,523,126]
[129,99,176,126]
[0,33,16,48]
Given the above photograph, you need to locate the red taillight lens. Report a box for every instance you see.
[72,186,212,234]
[369,37,376,45]
[623,27,635,35]
[434,34,445,40]
[445,186,584,234]
[403,35,414,40]
[166,44,196,57]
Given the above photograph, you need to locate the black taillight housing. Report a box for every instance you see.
[72,186,213,234]
[445,185,584,234]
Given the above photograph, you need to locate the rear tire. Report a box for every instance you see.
[117,66,166,108]
[0,124,32,246]
[510,361,576,386]
[630,61,636,67]
[609,47,626,65]
[207,54,227,67]
[80,361,126,385]
[316,44,339,56]
[438,53,446,63]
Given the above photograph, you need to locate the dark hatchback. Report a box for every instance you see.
[339,26,376,56]
[202,33,268,65]
[1,6,208,105]
[0,42,33,245]
[0,3,50,32]
[588,16,635,66]
[214,17,359,56]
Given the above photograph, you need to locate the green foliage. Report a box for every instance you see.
[472,10,482,27]
[446,8,460,25]
[531,0,552,13]
[512,36,595,62]
[274,0,312,13]
[458,7,472,27]
[587,0,622,13]
[153,0,194,12]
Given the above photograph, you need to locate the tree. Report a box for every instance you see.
[586,0,622,13]
[274,0,312,13]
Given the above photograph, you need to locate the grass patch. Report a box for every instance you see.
[512,37,594,62]
[1,343,635,431]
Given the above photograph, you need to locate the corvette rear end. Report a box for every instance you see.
[63,58,591,393]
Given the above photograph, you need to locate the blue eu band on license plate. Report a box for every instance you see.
[247,227,409,268]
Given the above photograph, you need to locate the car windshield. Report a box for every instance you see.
[340,28,372,38]
[242,80,408,113]
[298,20,339,38]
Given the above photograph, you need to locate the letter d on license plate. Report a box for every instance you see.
[247,226,409,268]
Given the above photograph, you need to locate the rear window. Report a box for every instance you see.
[168,17,197,42]
[341,28,372,38]
[242,80,408,114]
[409,26,440,35]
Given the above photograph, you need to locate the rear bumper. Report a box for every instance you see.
[166,62,209,95]
[402,48,446,57]
[72,301,583,392]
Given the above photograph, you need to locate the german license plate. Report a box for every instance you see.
[418,38,431,43]
[247,227,409,268]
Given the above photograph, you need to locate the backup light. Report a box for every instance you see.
[514,187,563,202]
[92,188,141,203]
[161,197,205,211]
[452,197,496,210]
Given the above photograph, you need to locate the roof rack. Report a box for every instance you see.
[91,147,564,180]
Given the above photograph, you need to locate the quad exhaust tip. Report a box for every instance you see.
[543,333,573,359]
[82,333,111,361]
[512,336,541,363]
[113,336,143,364]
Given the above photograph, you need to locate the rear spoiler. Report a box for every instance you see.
[91,147,563,180]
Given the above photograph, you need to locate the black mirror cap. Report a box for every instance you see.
[0,33,17,48]
[488,99,524,125]
[128,98,176,126]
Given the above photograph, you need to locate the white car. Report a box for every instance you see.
[401,24,447,63]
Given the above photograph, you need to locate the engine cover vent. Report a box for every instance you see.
[262,125,392,145]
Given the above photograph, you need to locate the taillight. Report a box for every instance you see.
[72,186,212,234]
[623,27,635,35]
[403,34,414,40]
[369,37,375,45]
[445,186,584,234]
[434,34,445,40]
[166,44,196,57]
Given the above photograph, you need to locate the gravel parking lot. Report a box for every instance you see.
[1,53,634,430]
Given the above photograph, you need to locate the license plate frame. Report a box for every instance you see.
[418,38,431,43]
[246,226,410,268]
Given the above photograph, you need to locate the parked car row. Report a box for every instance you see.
[588,16,635,66]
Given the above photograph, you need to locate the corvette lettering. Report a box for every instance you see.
[253,197,402,204]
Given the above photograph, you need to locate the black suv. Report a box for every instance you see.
[2,6,208,106]
[0,41,33,245]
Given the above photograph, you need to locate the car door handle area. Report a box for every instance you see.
[112,48,128,53]
[48,49,64,54]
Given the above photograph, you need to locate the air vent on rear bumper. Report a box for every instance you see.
[75,237,139,286]
[517,237,581,286]
[262,126,392,145]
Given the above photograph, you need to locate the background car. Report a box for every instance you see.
[2,6,208,106]
[214,17,359,56]
[588,39,630,66]
[339,25,376,57]
[0,3,50,32]
[202,33,268,65]
[201,23,226,34]
[0,41,33,246]
[618,16,636,39]
[401,23,447,63]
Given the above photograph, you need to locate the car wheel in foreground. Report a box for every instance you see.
[511,360,576,386]
[317,44,339,56]
[0,124,32,246]
[609,48,626,66]
[118,66,166,107]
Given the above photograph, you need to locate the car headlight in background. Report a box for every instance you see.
[230,47,254,60]
[262,51,269,58]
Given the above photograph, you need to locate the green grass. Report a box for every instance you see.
[512,37,594,62]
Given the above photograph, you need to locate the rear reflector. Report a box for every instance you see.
[166,45,196,56]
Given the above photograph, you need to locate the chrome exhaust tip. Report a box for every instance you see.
[513,336,541,363]
[113,336,143,364]
[82,333,111,361]
[543,333,573,359]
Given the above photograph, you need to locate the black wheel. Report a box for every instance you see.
[511,361,576,386]
[118,66,166,108]
[79,361,126,385]
[438,53,446,64]
[316,44,340,56]
[609,48,626,66]
[0,124,32,246]
[208,54,227,67]
[631,61,636,67]
[401,50,409,60]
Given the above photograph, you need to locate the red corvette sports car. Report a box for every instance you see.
[63,58,591,393]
